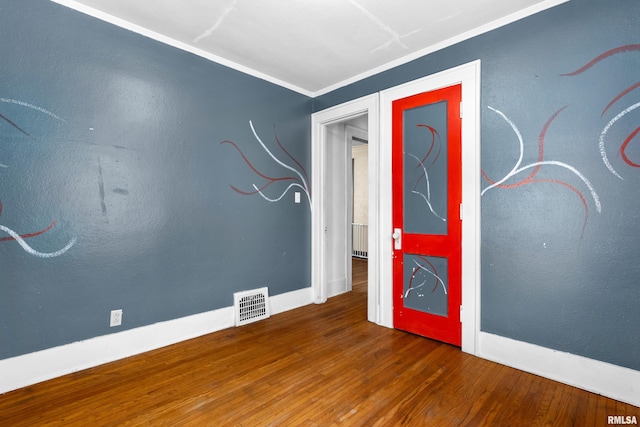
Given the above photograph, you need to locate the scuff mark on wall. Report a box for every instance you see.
[97,157,108,216]
[0,112,32,138]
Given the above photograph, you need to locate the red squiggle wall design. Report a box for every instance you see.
[621,127,640,168]
[221,120,311,208]
[0,194,58,243]
[561,44,640,177]
[482,106,601,237]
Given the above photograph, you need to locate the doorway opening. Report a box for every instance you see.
[350,121,370,316]
[322,116,369,300]
[311,94,380,324]
[349,121,369,261]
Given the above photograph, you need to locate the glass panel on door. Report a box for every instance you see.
[403,101,448,236]
[403,254,448,317]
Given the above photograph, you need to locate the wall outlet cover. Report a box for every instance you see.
[110,309,123,327]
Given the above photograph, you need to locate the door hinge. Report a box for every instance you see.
[459,203,463,220]
[460,305,463,321]
[460,102,463,118]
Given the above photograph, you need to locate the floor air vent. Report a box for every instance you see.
[233,287,270,326]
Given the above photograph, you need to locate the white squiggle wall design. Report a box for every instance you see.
[0,225,76,258]
[249,121,311,207]
[599,101,640,180]
[560,44,640,179]
[221,120,311,209]
[483,106,601,214]
[0,98,66,122]
[1,98,77,258]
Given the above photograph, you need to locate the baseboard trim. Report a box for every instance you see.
[0,286,313,395]
[478,332,640,407]
[327,277,349,299]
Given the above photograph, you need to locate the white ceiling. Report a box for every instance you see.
[52,0,567,96]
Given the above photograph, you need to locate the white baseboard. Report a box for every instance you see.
[478,332,640,408]
[4,293,638,409]
[0,286,314,395]
[269,287,313,314]
[326,277,348,299]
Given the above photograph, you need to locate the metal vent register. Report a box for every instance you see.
[233,287,270,326]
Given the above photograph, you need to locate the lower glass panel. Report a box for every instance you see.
[403,253,448,317]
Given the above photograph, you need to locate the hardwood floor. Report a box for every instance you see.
[0,258,637,426]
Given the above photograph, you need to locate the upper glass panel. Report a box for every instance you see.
[403,101,448,235]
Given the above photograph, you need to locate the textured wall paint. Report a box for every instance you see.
[0,0,311,359]
[316,0,640,371]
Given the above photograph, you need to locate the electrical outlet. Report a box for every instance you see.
[110,309,123,327]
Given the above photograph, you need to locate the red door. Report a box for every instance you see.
[392,84,462,346]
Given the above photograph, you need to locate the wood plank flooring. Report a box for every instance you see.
[0,259,637,426]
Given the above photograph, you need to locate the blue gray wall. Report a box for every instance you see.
[316,0,639,371]
[0,0,311,359]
